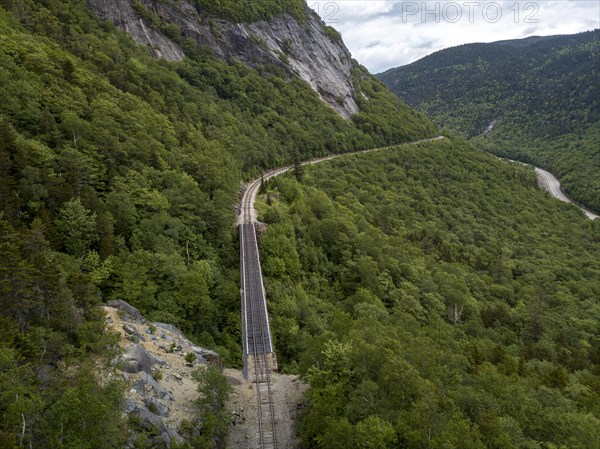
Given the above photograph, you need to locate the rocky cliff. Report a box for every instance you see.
[104,300,220,447]
[86,0,360,118]
[104,299,307,448]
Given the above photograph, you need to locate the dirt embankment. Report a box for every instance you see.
[225,368,308,449]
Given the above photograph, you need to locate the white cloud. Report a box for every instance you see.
[312,0,600,72]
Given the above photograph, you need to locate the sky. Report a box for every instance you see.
[310,0,600,73]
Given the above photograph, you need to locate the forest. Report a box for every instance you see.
[257,137,600,449]
[0,0,436,446]
[377,31,600,212]
[1,0,598,448]
[190,0,307,22]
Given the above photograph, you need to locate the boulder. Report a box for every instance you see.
[154,322,183,337]
[135,406,168,433]
[190,345,221,365]
[144,396,170,417]
[122,398,137,414]
[122,344,163,374]
[107,300,145,323]
[122,323,145,342]
[133,372,172,401]
[122,323,137,335]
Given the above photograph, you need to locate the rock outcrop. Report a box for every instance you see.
[103,301,220,447]
[85,0,360,118]
[86,0,186,61]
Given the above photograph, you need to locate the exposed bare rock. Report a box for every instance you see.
[107,299,145,323]
[254,221,269,238]
[144,396,171,417]
[85,0,185,61]
[103,302,221,446]
[122,398,137,414]
[190,345,221,366]
[85,0,359,118]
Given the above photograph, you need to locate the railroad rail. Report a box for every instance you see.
[240,220,278,447]
[237,136,445,448]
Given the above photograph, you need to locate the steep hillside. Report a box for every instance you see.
[0,0,436,446]
[257,137,600,448]
[378,31,600,212]
[87,0,359,118]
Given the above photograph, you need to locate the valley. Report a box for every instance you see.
[378,31,600,213]
[0,1,598,449]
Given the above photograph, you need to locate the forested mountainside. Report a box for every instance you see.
[377,31,600,212]
[0,0,437,446]
[257,137,600,449]
[1,1,599,448]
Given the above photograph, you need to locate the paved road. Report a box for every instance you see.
[534,167,598,220]
[535,167,572,203]
[494,157,598,221]
[510,162,598,220]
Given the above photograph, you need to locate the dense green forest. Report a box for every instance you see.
[377,31,600,212]
[257,137,600,449]
[2,0,598,447]
[0,0,437,446]
[190,0,307,22]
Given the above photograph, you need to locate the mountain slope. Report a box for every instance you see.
[377,31,600,212]
[0,0,436,342]
[0,0,436,446]
[87,0,361,117]
[256,137,600,448]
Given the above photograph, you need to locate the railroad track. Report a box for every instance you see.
[240,222,278,449]
[238,136,444,225]
[237,136,445,448]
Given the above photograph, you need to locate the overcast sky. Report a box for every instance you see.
[310,0,600,73]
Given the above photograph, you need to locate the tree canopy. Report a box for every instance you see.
[378,31,600,212]
[257,137,600,449]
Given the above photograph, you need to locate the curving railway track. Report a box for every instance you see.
[238,136,444,225]
[237,136,444,448]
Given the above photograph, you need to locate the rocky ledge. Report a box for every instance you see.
[104,300,220,447]
[86,0,360,118]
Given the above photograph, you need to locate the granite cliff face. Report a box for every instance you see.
[86,0,360,118]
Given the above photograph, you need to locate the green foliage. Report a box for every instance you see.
[0,0,436,370]
[176,366,233,449]
[258,137,600,449]
[378,31,600,212]
[54,198,97,257]
[324,26,341,42]
[353,65,438,145]
[42,365,126,448]
[0,220,126,447]
[0,0,433,446]
[191,0,307,22]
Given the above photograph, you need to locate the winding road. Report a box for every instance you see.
[503,159,598,220]
[534,167,598,220]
